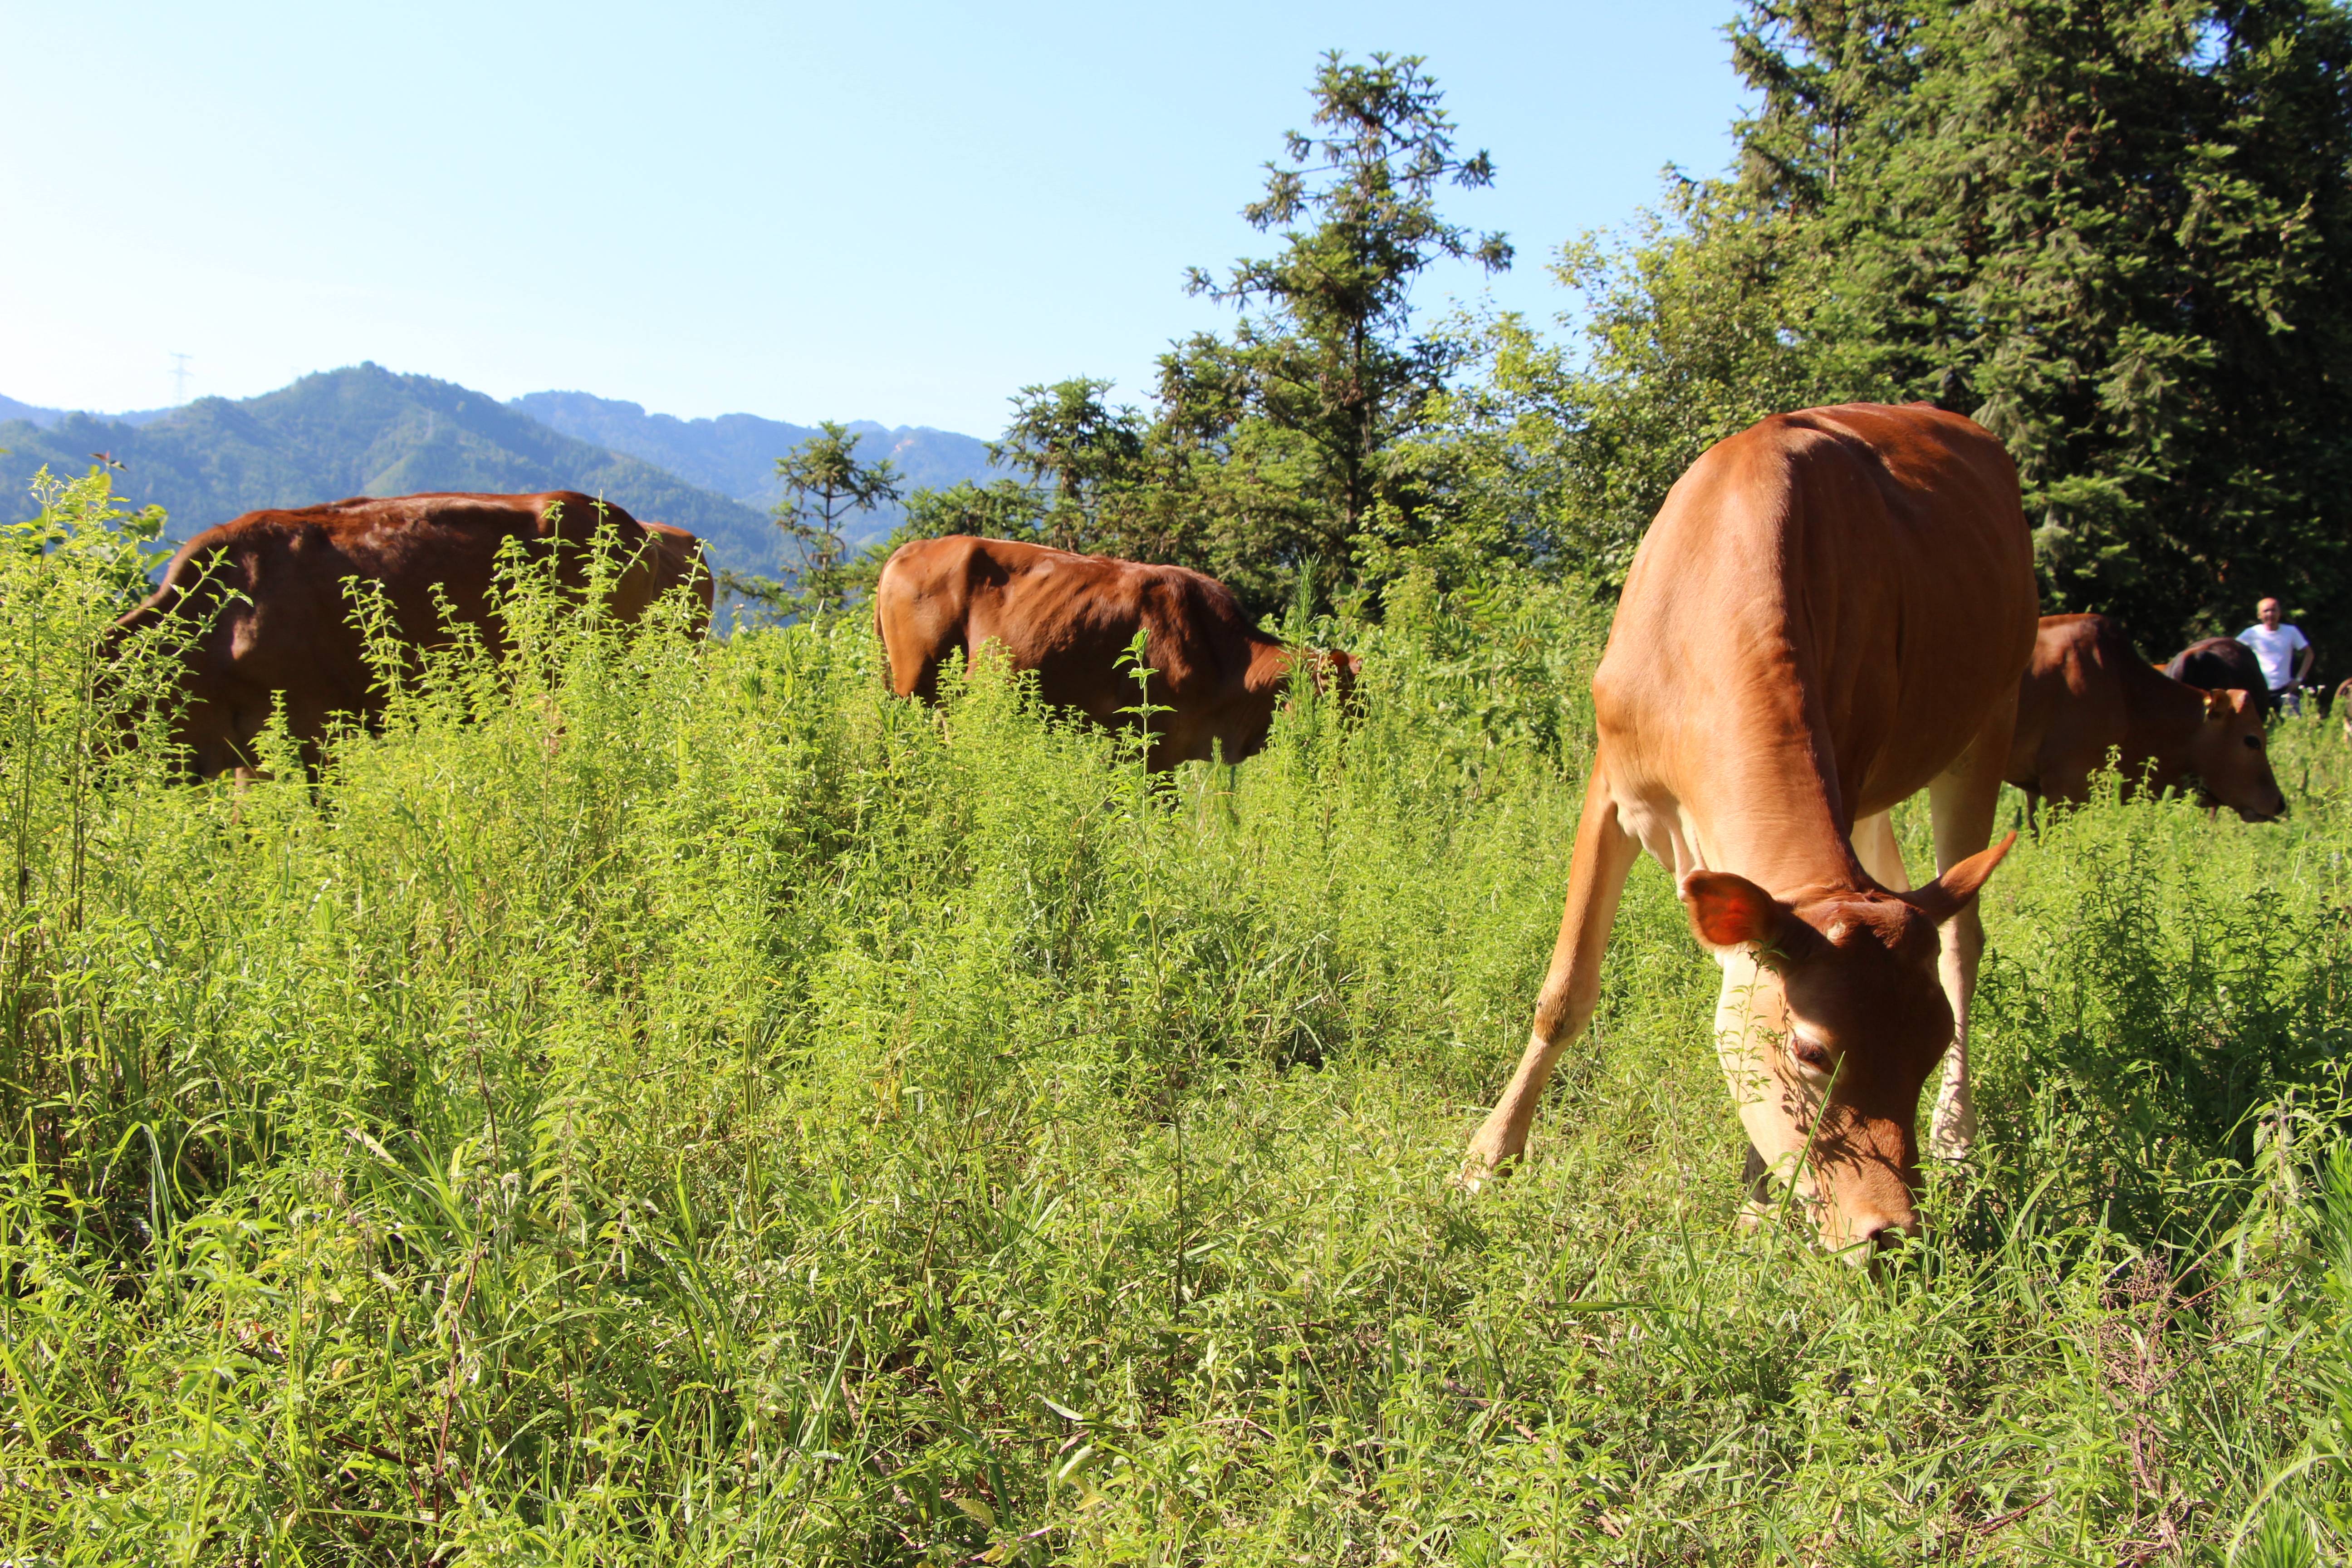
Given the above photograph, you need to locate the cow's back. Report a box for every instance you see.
[118,491,702,774]
[2166,637,2270,712]
[1596,403,2036,873]
[874,535,1286,760]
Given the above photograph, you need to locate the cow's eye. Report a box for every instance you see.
[2245,734,2261,749]
[1789,1037,1835,1074]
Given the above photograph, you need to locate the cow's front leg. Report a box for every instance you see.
[1461,769,1638,1185]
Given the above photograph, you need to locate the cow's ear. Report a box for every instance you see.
[1904,832,2017,926]
[1681,871,1790,952]
[2204,687,2241,719]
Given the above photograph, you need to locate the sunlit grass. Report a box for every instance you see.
[3,477,2351,1563]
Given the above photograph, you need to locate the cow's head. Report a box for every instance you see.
[1282,648,1363,711]
[2188,688,2286,822]
[1320,650,1363,710]
[1682,834,2015,1255]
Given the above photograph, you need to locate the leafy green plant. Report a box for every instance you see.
[3,476,2351,1562]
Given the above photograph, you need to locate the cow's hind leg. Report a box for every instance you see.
[1923,701,2014,1160]
[1852,809,1911,892]
[1735,1141,1776,1232]
[1461,761,1640,1186]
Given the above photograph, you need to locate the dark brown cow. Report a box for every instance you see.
[112,491,711,777]
[2164,636,2272,714]
[1460,403,2038,1254]
[872,535,1356,769]
[2006,615,2283,823]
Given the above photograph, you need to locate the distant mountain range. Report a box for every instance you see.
[0,366,1004,578]
[510,392,1001,548]
[0,392,172,428]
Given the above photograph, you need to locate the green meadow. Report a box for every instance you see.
[6,472,2352,1565]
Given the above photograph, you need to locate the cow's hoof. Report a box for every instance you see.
[1451,1150,1513,1193]
[1734,1199,1774,1235]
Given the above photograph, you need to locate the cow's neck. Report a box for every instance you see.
[2120,662,2202,783]
[1626,647,1874,898]
[1686,735,1872,899]
[1242,637,1303,698]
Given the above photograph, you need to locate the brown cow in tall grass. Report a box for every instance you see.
[112,490,710,777]
[2006,614,2283,823]
[1461,403,2038,1255]
[872,535,1356,770]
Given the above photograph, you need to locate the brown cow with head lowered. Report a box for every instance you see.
[1460,403,2038,1255]
[872,535,1357,770]
[112,491,711,777]
[2007,614,2284,823]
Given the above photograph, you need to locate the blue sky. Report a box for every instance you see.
[5,1,1751,436]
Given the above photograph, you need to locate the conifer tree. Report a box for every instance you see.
[990,379,1146,551]
[1558,0,2352,649]
[764,421,903,617]
[1167,51,1511,608]
[1741,0,2352,643]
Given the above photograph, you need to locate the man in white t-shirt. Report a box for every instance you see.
[2238,597,2313,713]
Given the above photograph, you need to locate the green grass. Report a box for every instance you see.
[5,473,2352,1564]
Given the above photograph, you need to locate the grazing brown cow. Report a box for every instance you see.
[112,491,711,777]
[2164,636,2272,714]
[872,535,1357,769]
[2006,614,2283,823]
[1460,403,2038,1254]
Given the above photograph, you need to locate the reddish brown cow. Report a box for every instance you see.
[2006,614,2283,822]
[872,535,1356,770]
[1460,403,2038,1254]
[112,491,711,777]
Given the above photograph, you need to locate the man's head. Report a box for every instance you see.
[2258,598,2283,629]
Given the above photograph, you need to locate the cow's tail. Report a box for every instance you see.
[872,553,905,694]
[95,556,209,758]
[661,529,715,630]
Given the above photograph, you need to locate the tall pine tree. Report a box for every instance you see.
[1741,0,2352,648]
[1163,51,1511,609]
[1559,0,2352,652]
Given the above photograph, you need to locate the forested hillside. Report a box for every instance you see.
[0,365,784,574]
[511,390,999,549]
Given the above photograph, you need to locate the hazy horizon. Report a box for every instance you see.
[1,370,1000,438]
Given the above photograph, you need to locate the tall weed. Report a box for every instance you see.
[0,509,2347,1563]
